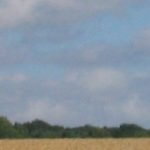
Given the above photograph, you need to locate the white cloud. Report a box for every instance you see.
[46,0,122,11]
[21,98,69,123]
[0,68,149,127]
[0,73,27,83]
[122,95,144,118]
[116,94,150,125]
[0,0,38,27]
[134,29,150,51]
[0,0,143,28]
[66,68,127,92]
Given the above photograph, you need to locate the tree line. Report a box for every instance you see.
[0,116,150,138]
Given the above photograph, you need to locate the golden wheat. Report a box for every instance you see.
[0,139,150,150]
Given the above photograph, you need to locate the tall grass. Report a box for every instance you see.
[0,139,150,150]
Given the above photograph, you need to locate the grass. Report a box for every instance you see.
[0,139,150,150]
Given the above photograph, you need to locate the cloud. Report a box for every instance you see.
[0,40,148,68]
[0,0,150,127]
[0,73,27,83]
[0,0,34,28]
[134,29,150,51]
[0,0,145,28]
[20,99,69,123]
[0,45,32,65]
[65,68,127,93]
[42,43,148,68]
[0,67,149,127]
[0,73,28,105]
[122,95,145,118]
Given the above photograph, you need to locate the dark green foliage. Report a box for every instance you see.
[14,122,29,138]
[23,119,51,138]
[0,116,150,138]
[107,124,149,138]
[62,125,111,138]
[118,123,148,137]
[0,116,20,138]
[22,119,64,138]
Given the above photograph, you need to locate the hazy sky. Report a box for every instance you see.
[0,0,150,128]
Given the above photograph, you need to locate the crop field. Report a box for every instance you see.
[0,139,150,150]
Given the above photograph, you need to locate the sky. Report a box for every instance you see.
[0,0,150,128]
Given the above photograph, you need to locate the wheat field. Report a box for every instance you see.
[0,139,150,150]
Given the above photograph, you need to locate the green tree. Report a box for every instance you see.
[0,116,19,138]
[118,124,148,137]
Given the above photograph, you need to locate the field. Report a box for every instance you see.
[0,139,150,150]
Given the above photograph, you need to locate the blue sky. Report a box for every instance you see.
[0,0,150,128]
